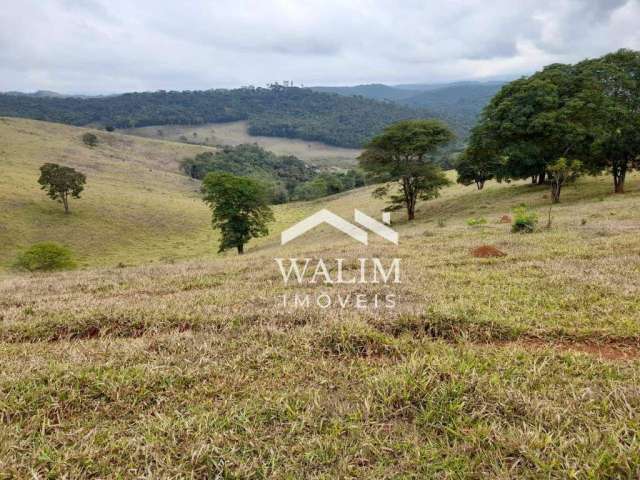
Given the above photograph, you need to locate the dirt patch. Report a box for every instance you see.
[499,215,512,224]
[471,245,506,258]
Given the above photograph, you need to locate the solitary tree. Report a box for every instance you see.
[38,163,86,213]
[201,172,274,254]
[359,119,453,220]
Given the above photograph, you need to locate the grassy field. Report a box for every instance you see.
[123,121,361,168]
[1,118,640,477]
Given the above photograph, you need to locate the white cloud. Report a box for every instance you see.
[0,0,638,93]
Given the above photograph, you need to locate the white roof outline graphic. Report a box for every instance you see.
[281,209,399,245]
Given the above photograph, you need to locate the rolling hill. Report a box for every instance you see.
[0,86,424,148]
[123,121,360,168]
[312,81,507,139]
[1,117,640,477]
[0,117,220,269]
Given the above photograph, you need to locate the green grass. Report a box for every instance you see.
[1,117,640,477]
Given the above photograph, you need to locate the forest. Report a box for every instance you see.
[0,85,423,148]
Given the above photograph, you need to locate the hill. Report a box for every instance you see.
[0,117,223,269]
[2,117,640,477]
[311,83,418,101]
[123,121,360,168]
[311,81,506,140]
[0,86,424,148]
[397,81,505,136]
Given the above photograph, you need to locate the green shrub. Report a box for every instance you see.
[14,243,76,272]
[466,217,487,227]
[81,132,98,147]
[511,205,538,233]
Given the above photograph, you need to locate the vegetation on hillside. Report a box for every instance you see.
[397,82,504,138]
[38,163,86,213]
[360,119,454,220]
[312,81,505,146]
[13,242,76,271]
[0,85,425,148]
[201,172,274,254]
[182,144,365,203]
[456,49,640,200]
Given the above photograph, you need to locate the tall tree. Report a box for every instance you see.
[578,50,640,193]
[470,62,597,198]
[38,163,86,213]
[358,120,453,220]
[201,172,274,254]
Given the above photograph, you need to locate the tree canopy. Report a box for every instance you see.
[38,163,86,213]
[457,49,640,199]
[201,172,274,254]
[359,119,453,220]
[182,144,365,203]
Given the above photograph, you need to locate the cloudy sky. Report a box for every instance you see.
[1,0,639,94]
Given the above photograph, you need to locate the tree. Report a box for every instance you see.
[359,120,453,220]
[475,63,595,186]
[577,50,640,193]
[546,157,582,203]
[82,132,98,147]
[38,163,86,213]
[455,124,502,190]
[201,172,274,254]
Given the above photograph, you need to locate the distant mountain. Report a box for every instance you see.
[310,84,417,101]
[398,82,505,137]
[311,81,507,140]
[4,90,68,98]
[2,90,105,99]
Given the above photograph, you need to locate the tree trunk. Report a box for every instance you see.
[237,244,244,255]
[537,171,546,184]
[551,182,561,203]
[402,177,416,221]
[613,163,626,194]
[62,194,69,214]
[531,175,538,184]
[476,179,485,190]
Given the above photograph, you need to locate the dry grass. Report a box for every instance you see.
[1,118,640,477]
[123,120,361,168]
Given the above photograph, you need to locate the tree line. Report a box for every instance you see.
[0,85,423,149]
[455,49,640,201]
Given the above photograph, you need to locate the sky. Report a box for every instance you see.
[1,0,639,94]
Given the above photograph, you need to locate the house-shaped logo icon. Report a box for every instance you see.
[281,209,399,245]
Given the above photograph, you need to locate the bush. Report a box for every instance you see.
[511,205,538,233]
[466,217,487,227]
[82,132,98,147]
[14,243,76,271]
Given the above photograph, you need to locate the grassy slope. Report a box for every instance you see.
[1,118,640,477]
[123,121,361,168]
